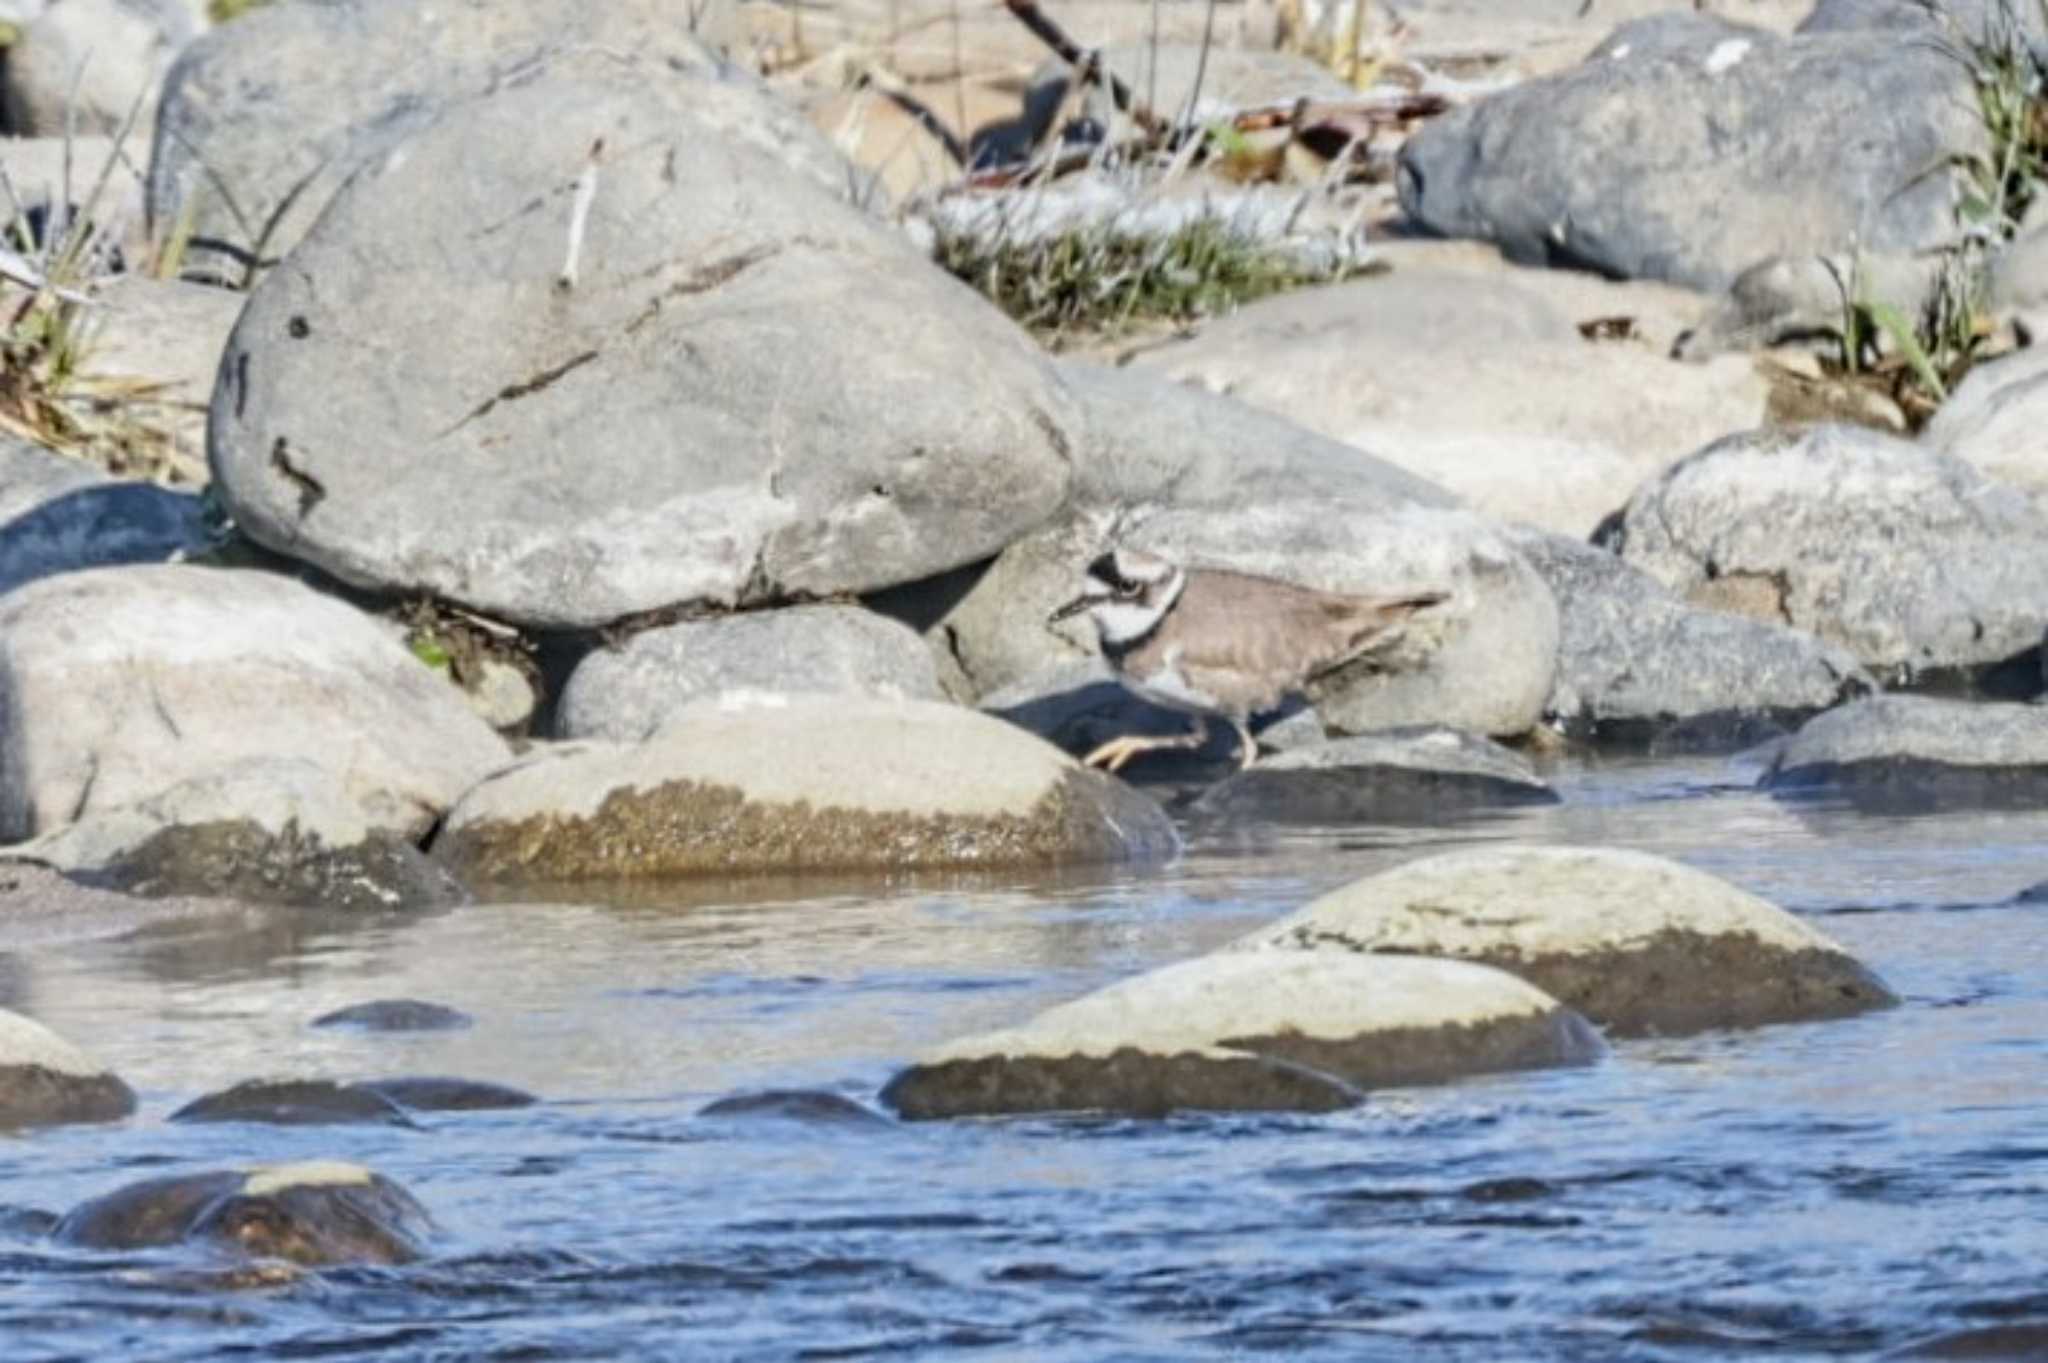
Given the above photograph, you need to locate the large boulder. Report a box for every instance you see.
[53,1161,434,1265]
[892,361,1558,739]
[433,694,1177,881]
[1507,527,1873,742]
[1761,694,2048,811]
[7,758,470,911]
[0,566,512,841]
[1235,845,1896,1037]
[1601,424,2048,684]
[0,1006,134,1128]
[1398,13,1986,292]
[881,950,1604,1120]
[1130,267,1768,535]
[556,605,947,742]
[147,0,853,284]
[209,77,1074,630]
[1187,728,1559,824]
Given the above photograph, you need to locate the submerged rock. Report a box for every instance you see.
[11,759,469,912]
[1188,728,1558,824]
[0,1007,135,1129]
[1507,527,1872,743]
[170,1079,413,1127]
[352,1077,538,1112]
[433,695,1177,881]
[209,76,1071,630]
[882,951,1602,1120]
[1233,845,1896,1037]
[1762,695,2048,811]
[557,606,947,743]
[54,1161,434,1266]
[0,566,512,843]
[1399,14,1983,292]
[1602,424,2048,685]
[698,1089,892,1127]
[312,1000,474,1033]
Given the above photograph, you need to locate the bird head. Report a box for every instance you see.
[1049,547,1186,646]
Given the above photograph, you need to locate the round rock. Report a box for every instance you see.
[54,1160,434,1266]
[209,77,1074,629]
[1233,845,1897,1037]
[1761,695,2048,812]
[432,695,1178,881]
[0,1007,135,1129]
[0,566,512,842]
[881,951,1603,1120]
[556,605,947,742]
[169,1078,413,1127]
[311,1000,474,1033]
[1189,728,1559,824]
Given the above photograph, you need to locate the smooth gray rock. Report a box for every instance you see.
[209,77,1073,629]
[0,480,211,596]
[170,1078,413,1127]
[1507,527,1873,741]
[1399,14,1986,292]
[1188,728,1559,824]
[882,951,1604,1120]
[892,361,1558,740]
[85,274,245,478]
[557,606,946,743]
[1799,0,2047,45]
[0,566,513,841]
[1762,694,2048,810]
[312,999,473,1033]
[1233,844,1897,1037]
[3,0,196,137]
[433,695,1178,881]
[1922,346,2048,505]
[54,1161,434,1265]
[0,1006,134,1128]
[0,438,107,525]
[1131,268,1768,535]
[147,0,852,284]
[1672,251,1943,361]
[1602,424,2048,682]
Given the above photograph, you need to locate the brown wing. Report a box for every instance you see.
[1164,572,1444,716]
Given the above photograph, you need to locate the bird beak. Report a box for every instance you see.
[1048,593,1093,625]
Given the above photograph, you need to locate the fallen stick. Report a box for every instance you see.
[1001,0,1169,137]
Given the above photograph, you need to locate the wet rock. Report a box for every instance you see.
[1761,695,2048,811]
[1188,728,1558,824]
[0,437,107,524]
[1506,527,1872,742]
[312,1000,473,1033]
[3,0,197,137]
[1602,424,2048,684]
[557,606,947,742]
[210,77,1070,630]
[352,1077,537,1112]
[1131,267,1767,535]
[0,565,513,842]
[7,758,467,912]
[0,1206,58,1238]
[1882,1323,2048,1361]
[897,361,1557,739]
[0,481,212,596]
[0,1006,135,1128]
[169,1078,413,1127]
[1922,347,2048,508]
[1233,844,1897,1038]
[698,1089,892,1127]
[147,0,854,285]
[883,952,1602,1120]
[433,694,1178,881]
[1399,14,1984,293]
[53,1160,434,1265]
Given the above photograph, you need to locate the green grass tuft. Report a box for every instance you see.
[208,0,275,21]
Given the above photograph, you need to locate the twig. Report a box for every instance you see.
[1001,0,1167,136]
[1183,0,1220,132]
[856,70,970,168]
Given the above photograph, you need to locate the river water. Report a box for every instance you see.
[3,755,2045,1360]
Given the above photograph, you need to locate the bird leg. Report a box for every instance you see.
[1228,717,1258,771]
[1083,717,1210,774]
